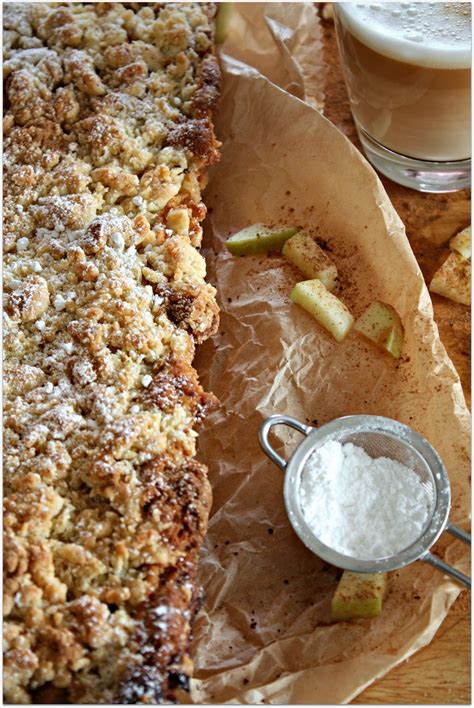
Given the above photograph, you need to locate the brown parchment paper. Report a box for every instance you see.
[221,2,326,110]
[191,5,471,704]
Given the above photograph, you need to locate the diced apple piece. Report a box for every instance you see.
[215,2,234,44]
[322,2,335,20]
[225,224,299,256]
[354,300,404,359]
[384,325,403,360]
[282,232,338,291]
[429,252,470,306]
[449,225,471,260]
[331,571,387,621]
[291,279,354,342]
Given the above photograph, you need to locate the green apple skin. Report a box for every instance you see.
[225,224,299,256]
[215,2,234,44]
[384,325,403,359]
[291,279,354,342]
[354,300,404,359]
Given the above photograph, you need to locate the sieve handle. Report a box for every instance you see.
[446,522,471,545]
[259,414,313,471]
[421,551,471,590]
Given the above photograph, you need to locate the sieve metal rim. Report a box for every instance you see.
[260,413,451,574]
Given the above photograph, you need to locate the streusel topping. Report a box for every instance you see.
[3,2,220,703]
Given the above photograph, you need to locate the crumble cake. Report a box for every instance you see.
[3,2,220,703]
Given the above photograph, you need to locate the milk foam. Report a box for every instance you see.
[337,2,471,69]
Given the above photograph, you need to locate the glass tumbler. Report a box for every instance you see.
[333,2,471,193]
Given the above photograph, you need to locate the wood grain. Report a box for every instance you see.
[318,6,471,704]
[354,592,471,704]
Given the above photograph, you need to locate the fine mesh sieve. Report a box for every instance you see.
[259,414,470,589]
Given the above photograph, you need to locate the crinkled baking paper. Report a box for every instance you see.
[191,4,471,704]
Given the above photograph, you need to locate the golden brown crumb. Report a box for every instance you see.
[3,2,220,703]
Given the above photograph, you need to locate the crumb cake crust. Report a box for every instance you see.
[3,3,220,703]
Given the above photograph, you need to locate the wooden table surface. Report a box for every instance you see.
[319,7,471,704]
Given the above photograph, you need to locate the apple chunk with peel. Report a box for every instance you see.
[225,224,299,256]
[215,2,234,44]
[282,231,338,291]
[354,300,404,359]
[429,251,471,306]
[449,225,471,260]
[331,571,388,621]
[291,279,354,342]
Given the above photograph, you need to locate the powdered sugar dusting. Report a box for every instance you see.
[3,0,219,702]
[300,440,430,560]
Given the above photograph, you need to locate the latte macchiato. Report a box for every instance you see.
[335,2,471,162]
